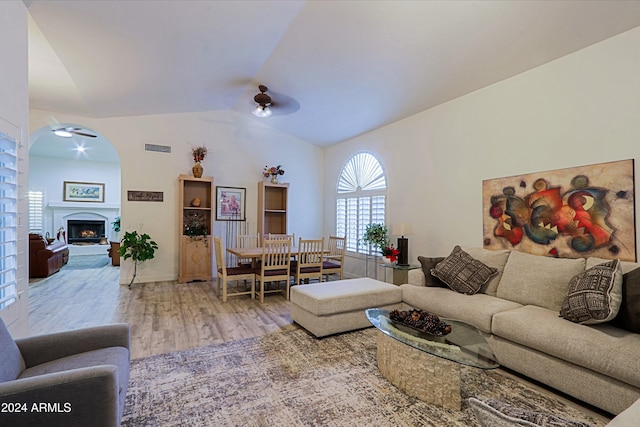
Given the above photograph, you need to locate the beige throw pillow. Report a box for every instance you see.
[560,259,623,325]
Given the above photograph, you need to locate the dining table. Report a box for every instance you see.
[226,245,328,268]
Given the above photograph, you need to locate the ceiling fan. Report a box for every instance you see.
[52,126,97,138]
[251,84,300,117]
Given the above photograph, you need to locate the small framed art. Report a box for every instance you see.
[216,186,246,221]
[63,181,105,203]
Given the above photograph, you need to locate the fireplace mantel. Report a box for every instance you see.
[47,202,120,241]
[48,202,120,210]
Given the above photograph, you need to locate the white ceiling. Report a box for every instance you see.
[26,0,640,161]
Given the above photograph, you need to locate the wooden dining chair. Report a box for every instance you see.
[236,233,260,267]
[255,238,292,303]
[268,233,295,243]
[291,237,325,296]
[213,236,255,302]
[323,236,346,281]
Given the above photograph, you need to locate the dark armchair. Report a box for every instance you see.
[0,318,130,427]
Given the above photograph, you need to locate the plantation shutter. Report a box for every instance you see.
[335,152,387,255]
[28,190,44,234]
[0,130,18,311]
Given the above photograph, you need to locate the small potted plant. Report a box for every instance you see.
[119,230,158,289]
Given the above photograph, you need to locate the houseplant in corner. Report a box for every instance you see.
[119,230,158,289]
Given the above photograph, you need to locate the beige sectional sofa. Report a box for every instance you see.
[401,246,640,416]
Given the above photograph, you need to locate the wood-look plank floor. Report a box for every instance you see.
[28,257,296,359]
[27,256,612,423]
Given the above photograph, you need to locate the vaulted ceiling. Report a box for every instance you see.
[26,0,640,149]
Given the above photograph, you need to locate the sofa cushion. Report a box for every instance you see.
[431,246,498,295]
[497,250,586,311]
[460,246,511,296]
[491,305,640,387]
[560,260,623,324]
[400,284,522,333]
[468,398,595,427]
[417,256,447,287]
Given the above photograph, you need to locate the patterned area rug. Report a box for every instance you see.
[122,328,607,427]
[64,254,111,270]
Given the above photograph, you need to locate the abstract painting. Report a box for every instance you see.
[483,159,636,261]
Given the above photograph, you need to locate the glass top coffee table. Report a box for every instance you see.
[365,308,499,409]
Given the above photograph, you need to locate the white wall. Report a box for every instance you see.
[324,27,640,278]
[0,2,29,336]
[29,109,324,285]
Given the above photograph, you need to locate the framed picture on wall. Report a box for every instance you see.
[216,186,246,221]
[63,181,105,203]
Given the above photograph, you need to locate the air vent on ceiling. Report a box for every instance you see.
[144,143,171,153]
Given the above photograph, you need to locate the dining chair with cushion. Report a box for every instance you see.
[235,233,260,267]
[323,235,346,281]
[291,237,325,298]
[255,238,292,303]
[213,236,255,302]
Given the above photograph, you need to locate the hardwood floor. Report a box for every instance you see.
[27,255,612,423]
[28,256,296,359]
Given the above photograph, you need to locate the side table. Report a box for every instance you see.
[380,262,420,285]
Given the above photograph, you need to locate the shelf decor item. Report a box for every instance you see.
[263,165,285,184]
[191,145,208,178]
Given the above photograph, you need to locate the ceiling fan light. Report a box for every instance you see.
[252,105,272,118]
[53,129,73,138]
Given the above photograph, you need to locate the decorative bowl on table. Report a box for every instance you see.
[388,309,452,337]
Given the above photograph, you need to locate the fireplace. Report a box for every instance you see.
[67,220,106,244]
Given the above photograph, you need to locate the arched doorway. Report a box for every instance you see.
[28,123,121,259]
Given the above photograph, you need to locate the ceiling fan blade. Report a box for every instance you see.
[268,92,300,116]
[70,130,97,138]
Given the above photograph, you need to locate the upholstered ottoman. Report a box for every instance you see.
[290,277,402,337]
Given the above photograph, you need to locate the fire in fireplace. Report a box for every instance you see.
[67,220,106,244]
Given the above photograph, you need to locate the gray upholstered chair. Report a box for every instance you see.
[0,317,130,427]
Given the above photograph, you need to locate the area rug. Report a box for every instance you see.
[64,254,110,270]
[121,328,607,427]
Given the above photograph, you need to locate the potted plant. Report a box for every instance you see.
[362,223,399,262]
[119,230,158,289]
[363,223,389,253]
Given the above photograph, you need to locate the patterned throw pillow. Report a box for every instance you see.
[417,256,447,287]
[430,246,498,295]
[560,259,623,325]
[469,398,596,427]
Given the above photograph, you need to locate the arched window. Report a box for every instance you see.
[336,152,387,254]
